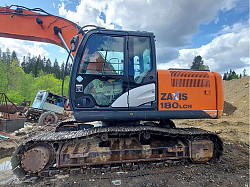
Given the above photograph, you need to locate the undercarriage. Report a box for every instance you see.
[11,121,223,180]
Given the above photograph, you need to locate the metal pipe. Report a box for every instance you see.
[57,32,74,61]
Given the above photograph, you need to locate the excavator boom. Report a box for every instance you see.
[0,5,80,54]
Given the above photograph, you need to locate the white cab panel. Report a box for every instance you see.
[128,83,155,107]
[111,83,155,108]
[111,92,128,107]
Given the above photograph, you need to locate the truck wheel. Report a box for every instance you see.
[38,112,58,126]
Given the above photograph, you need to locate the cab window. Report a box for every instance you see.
[128,36,152,84]
[78,34,124,75]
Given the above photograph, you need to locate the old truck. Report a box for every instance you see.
[25,90,68,126]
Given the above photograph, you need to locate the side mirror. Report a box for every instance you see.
[70,35,79,52]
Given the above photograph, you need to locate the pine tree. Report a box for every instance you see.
[190,55,209,70]
[223,73,227,80]
[231,71,238,79]
[11,51,18,63]
[243,69,247,77]
[223,69,240,80]
[53,59,60,79]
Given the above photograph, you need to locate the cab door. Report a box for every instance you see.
[111,35,157,109]
[127,35,157,109]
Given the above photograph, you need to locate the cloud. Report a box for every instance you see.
[158,22,249,74]
[57,0,240,65]
[59,47,67,54]
[60,0,72,4]
[58,0,107,27]
[57,0,248,74]
[0,37,49,60]
[58,2,67,17]
[220,0,238,11]
[214,22,248,36]
[58,0,238,48]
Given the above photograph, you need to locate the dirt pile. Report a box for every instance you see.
[176,77,249,146]
[223,76,249,117]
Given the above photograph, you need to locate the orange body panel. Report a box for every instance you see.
[157,70,224,119]
[0,6,80,54]
[214,72,224,118]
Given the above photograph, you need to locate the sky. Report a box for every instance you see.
[0,0,249,75]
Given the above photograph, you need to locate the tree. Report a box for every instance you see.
[2,48,11,91]
[45,58,52,74]
[61,62,65,79]
[243,69,247,77]
[21,56,27,71]
[52,59,61,79]
[0,58,7,92]
[190,55,209,70]
[231,70,238,79]
[11,51,18,63]
[223,72,228,80]
[223,69,239,80]
[0,47,69,105]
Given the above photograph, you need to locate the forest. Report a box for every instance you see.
[0,48,71,105]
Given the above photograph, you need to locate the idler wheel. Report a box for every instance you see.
[21,146,50,173]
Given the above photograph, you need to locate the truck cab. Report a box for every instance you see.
[25,90,68,125]
[32,90,66,114]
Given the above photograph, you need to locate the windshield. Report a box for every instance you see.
[78,34,124,75]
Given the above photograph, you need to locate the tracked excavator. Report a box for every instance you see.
[0,5,223,179]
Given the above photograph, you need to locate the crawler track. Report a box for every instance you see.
[11,123,223,180]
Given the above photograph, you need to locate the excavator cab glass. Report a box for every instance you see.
[76,34,125,106]
[78,34,124,75]
[128,36,152,84]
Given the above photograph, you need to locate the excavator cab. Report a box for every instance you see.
[70,29,157,122]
